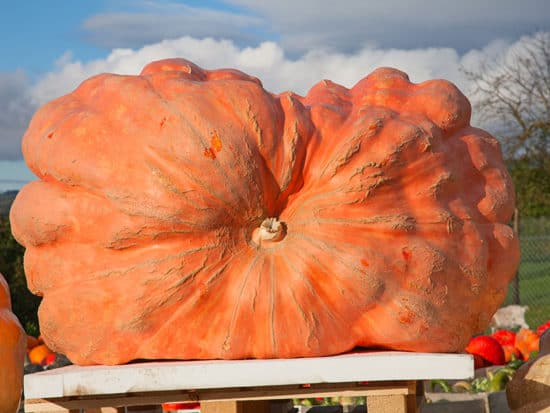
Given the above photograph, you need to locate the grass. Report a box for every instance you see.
[499,228,550,330]
[503,261,550,329]
[517,260,550,279]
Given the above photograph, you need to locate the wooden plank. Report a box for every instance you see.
[364,380,419,413]
[29,410,80,413]
[200,401,238,413]
[407,380,423,413]
[126,406,161,413]
[366,395,408,413]
[191,380,413,401]
[24,351,473,399]
[25,381,415,412]
[33,408,125,413]
[24,409,81,413]
[201,400,271,413]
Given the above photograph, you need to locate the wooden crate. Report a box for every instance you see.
[24,351,473,413]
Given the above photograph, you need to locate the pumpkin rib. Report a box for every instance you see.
[156,247,235,304]
[147,72,293,219]
[273,97,305,194]
[34,72,266,227]
[145,145,246,225]
[290,219,487,341]
[28,240,223,293]
[145,156,237,218]
[222,253,263,356]
[276,248,353,355]
[171,110,258,218]
[268,254,278,354]
[290,215,506,234]
[223,252,275,358]
[37,240,240,363]
[272,250,330,355]
[287,281,314,348]
[131,247,247,361]
[291,215,417,232]
[282,186,352,220]
[280,246,341,327]
[282,242,352,326]
[288,230,376,296]
[288,229,404,320]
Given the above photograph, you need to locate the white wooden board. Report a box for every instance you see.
[24,351,473,399]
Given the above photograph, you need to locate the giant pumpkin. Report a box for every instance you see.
[0,273,26,413]
[10,59,520,365]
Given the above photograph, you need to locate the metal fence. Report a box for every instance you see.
[503,216,550,329]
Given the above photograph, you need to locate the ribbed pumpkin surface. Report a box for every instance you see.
[10,59,519,365]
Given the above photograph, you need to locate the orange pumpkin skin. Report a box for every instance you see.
[0,274,26,413]
[515,328,540,360]
[11,59,519,365]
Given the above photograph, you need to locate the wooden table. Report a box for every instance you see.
[24,351,473,413]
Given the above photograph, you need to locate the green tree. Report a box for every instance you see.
[462,32,550,216]
[508,157,550,217]
[0,216,41,336]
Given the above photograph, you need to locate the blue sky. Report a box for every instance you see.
[0,1,253,75]
[1,3,96,75]
[1,0,549,191]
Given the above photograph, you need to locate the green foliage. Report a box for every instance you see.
[505,273,550,330]
[461,33,550,216]
[507,158,550,217]
[0,215,41,336]
[293,396,366,408]
[0,190,17,216]
[429,358,525,394]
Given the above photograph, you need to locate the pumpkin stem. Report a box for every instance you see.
[251,217,286,246]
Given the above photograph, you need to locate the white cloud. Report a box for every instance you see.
[29,34,492,105]
[78,0,550,56]
[0,70,37,160]
[228,0,550,54]
[9,31,541,164]
[24,35,482,164]
[81,3,264,49]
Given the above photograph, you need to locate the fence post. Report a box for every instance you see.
[512,208,520,305]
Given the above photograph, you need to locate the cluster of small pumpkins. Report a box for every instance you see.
[25,335,61,369]
[26,335,56,366]
[464,320,550,368]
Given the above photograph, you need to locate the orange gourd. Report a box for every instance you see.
[515,328,540,360]
[0,274,26,413]
[28,343,54,365]
[10,59,520,365]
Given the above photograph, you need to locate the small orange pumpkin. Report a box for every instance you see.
[28,343,54,365]
[11,59,519,365]
[0,273,26,413]
[515,328,540,360]
[502,344,522,363]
